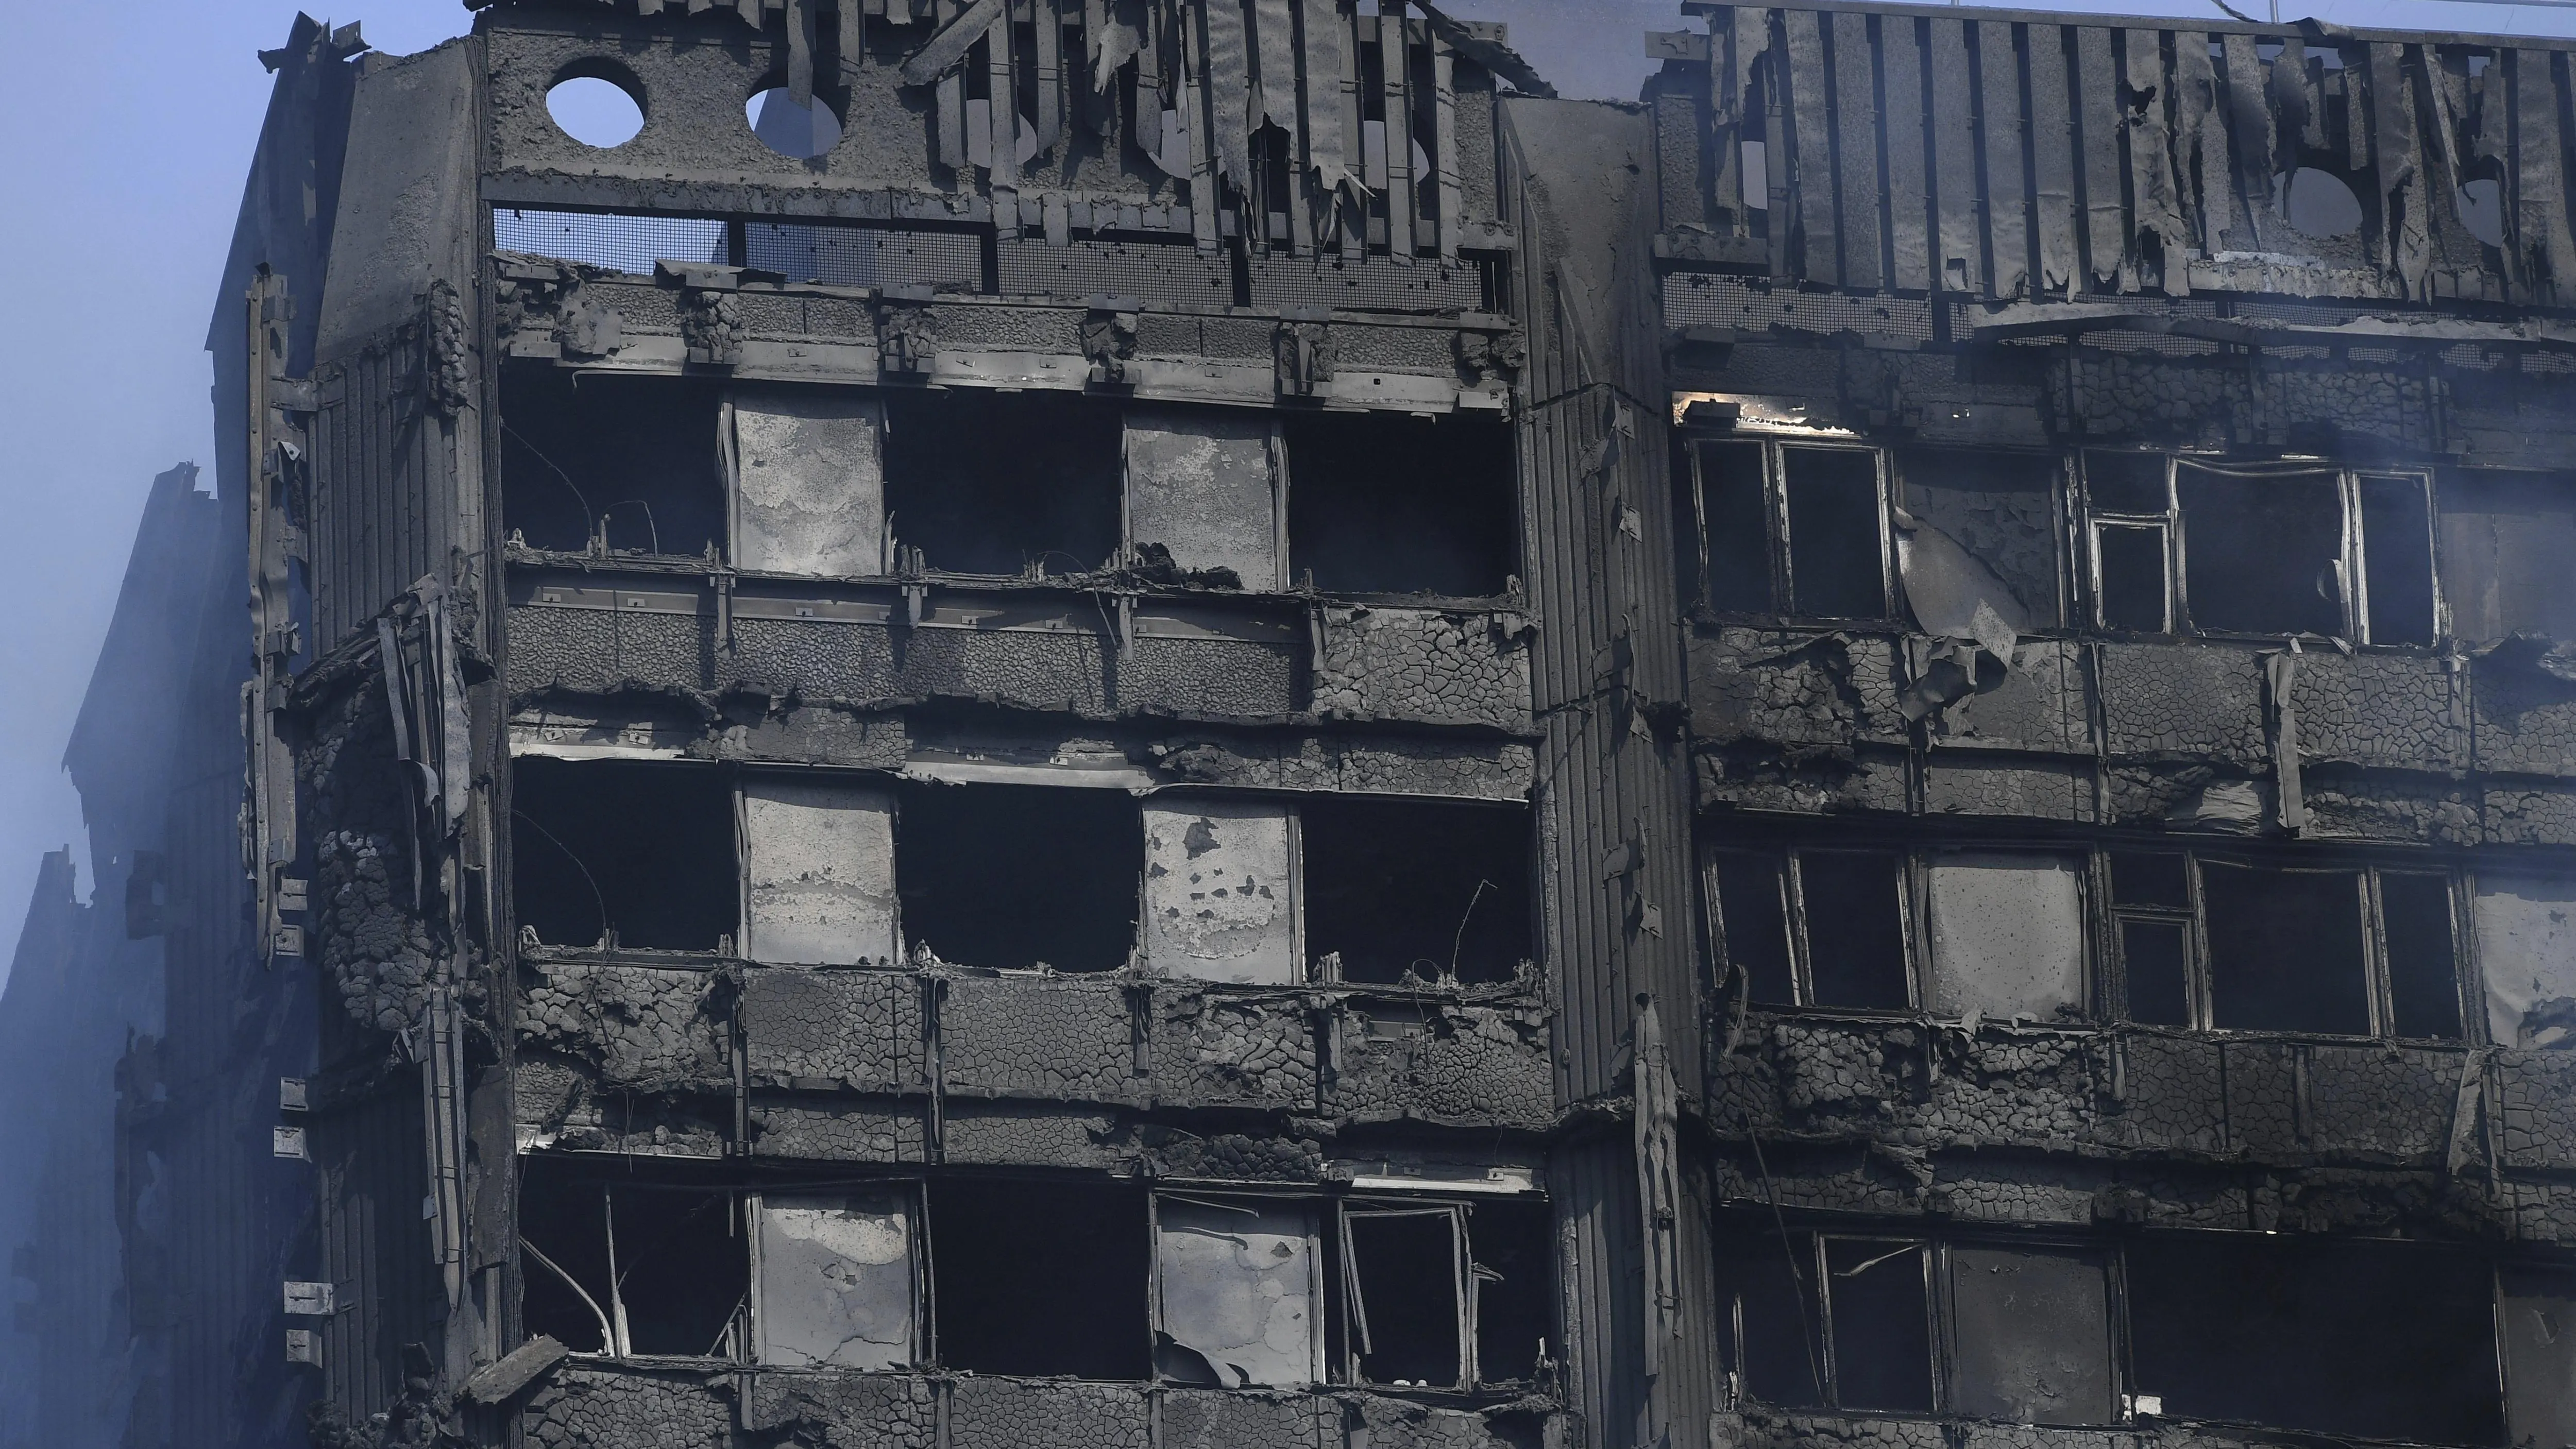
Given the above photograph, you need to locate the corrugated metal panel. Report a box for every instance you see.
[311,328,468,650]
[313,1084,435,1419]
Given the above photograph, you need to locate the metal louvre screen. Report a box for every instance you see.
[493,208,726,275]
[1245,254,1490,313]
[744,223,984,290]
[995,237,1234,305]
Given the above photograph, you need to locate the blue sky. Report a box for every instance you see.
[0,0,2567,992]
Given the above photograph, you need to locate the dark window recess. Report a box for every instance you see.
[1782,448,1887,619]
[2201,863,2369,1034]
[518,1159,745,1358]
[2436,470,2576,642]
[1695,440,1772,613]
[2381,872,2463,1039]
[501,367,726,557]
[882,389,1122,576]
[2127,1236,2505,1445]
[1801,852,1910,1010]
[2119,919,2193,1027]
[1467,1198,1553,1385]
[1285,411,1517,597]
[1899,450,2062,627]
[512,759,737,951]
[894,781,1139,971]
[929,1177,1147,1379]
[1301,797,1532,985]
[2359,475,2437,645]
[1346,1209,1463,1387]
[2095,524,2171,632]
[1713,850,1795,1005]
[2177,464,2345,636]
[1825,1238,1934,1412]
[2085,451,2171,515]
[2110,850,2192,910]
[1945,1246,2114,1425]
[1722,1230,1824,1407]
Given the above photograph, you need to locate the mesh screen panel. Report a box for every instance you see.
[494,208,726,275]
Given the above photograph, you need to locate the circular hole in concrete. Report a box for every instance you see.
[2283,167,2363,238]
[547,74,645,149]
[748,86,843,160]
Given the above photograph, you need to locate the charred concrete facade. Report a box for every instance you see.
[112,2,2576,1448]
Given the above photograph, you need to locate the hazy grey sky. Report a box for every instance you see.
[0,0,2567,993]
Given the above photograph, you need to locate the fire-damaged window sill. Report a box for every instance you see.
[1716,1404,2501,1446]
[1722,1008,2488,1053]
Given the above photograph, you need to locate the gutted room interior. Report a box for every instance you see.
[81,2,2576,1449]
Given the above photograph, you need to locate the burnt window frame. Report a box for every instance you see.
[1680,434,1898,623]
[2078,450,2444,645]
[1702,834,2096,1020]
[2100,847,2476,1043]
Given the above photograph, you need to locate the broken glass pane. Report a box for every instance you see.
[2358,474,2436,646]
[2119,919,2193,1027]
[1782,448,1886,620]
[1824,1238,1933,1412]
[2084,451,2170,516]
[1725,1229,1823,1407]
[1155,1197,1318,1388]
[1925,854,2086,1022]
[1799,851,1910,1010]
[2177,463,2345,636]
[754,1192,915,1369]
[1713,849,1795,1005]
[1698,440,1772,613]
[2380,872,2462,1040]
[1345,1208,1464,1388]
[1947,1246,2114,1424]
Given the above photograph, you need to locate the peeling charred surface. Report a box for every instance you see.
[524,1367,733,1449]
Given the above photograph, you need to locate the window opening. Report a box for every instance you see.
[1897,450,2063,629]
[1710,848,1795,1006]
[894,780,1139,971]
[2357,474,2438,645]
[929,1177,1148,1379]
[1283,411,1517,597]
[1923,853,2086,1023]
[519,1159,746,1359]
[2092,523,2173,633]
[726,385,887,579]
[881,389,1123,577]
[1123,406,1282,590]
[502,369,727,558]
[750,1189,917,1369]
[546,72,646,149]
[2175,461,2346,638]
[1680,439,1888,620]
[512,759,737,951]
[1944,1245,2114,1425]
[1154,1196,1320,1388]
[1823,1237,1936,1412]
[2201,861,2369,1034]
[1342,1205,1469,1389]
[747,86,843,160]
[2378,871,2463,1039]
[1299,796,1532,985]
[1798,851,1911,1011]
[1466,1197,1553,1387]
[2126,1236,2504,1444]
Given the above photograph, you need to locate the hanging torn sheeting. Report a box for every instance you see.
[1673,5,2576,306]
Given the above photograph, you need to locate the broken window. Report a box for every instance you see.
[1705,843,1911,1012]
[2109,850,2197,1027]
[1718,1229,1931,1412]
[1465,1196,1553,1386]
[1283,411,1517,598]
[1125,405,1283,590]
[2126,1235,2504,1444]
[1681,439,1891,620]
[725,385,886,578]
[518,1158,747,1359]
[2380,871,2464,1039]
[2500,1267,2576,1449]
[739,777,899,967]
[512,759,738,951]
[893,780,1140,971]
[750,1189,918,1369]
[502,368,727,557]
[1342,1204,1469,1388]
[2200,861,2371,1035]
[2083,453,2438,643]
[1140,798,1298,984]
[1896,450,2064,628]
[2437,470,2576,642]
[929,1177,1148,1379]
[880,389,1123,577]
[2476,874,2576,1048]
[1944,1245,2114,1425]
[1298,796,1532,985]
[1156,1196,1321,1388]
[1923,853,2087,1023]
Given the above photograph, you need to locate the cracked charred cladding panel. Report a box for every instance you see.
[2440,470,2576,643]
[752,1190,916,1369]
[1155,1197,1320,1389]
[1141,798,1297,984]
[895,779,1140,971]
[2127,1236,2505,1445]
[2477,873,2576,1049]
[883,389,1122,577]
[1299,796,1532,985]
[511,759,737,950]
[525,1367,733,1449]
[1922,853,2086,1023]
[741,777,900,966]
[1124,406,1283,590]
[727,384,886,578]
[1285,411,1517,597]
[502,367,725,556]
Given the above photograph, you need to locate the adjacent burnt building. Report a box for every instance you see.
[34,0,2576,1446]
